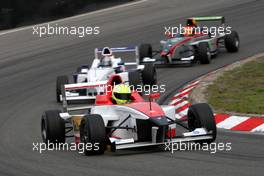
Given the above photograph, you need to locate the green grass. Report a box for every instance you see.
[207,58,264,114]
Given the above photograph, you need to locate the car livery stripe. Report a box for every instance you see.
[168,34,207,57]
[169,38,192,56]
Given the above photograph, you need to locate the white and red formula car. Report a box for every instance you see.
[41,75,217,155]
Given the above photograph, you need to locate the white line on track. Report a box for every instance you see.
[0,0,148,36]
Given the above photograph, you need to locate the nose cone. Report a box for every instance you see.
[149,117,168,126]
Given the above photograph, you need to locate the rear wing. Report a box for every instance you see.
[61,81,108,112]
[64,81,107,91]
[188,16,225,25]
[94,46,140,64]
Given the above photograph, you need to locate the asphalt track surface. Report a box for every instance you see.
[0,0,264,175]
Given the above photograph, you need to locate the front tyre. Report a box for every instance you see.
[187,103,216,144]
[197,42,211,64]
[80,114,107,155]
[139,44,153,64]
[225,30,239,52]
[142,63,157,86]
[41,110,65,144]
[128,70,142,90]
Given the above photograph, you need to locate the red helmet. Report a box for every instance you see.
[183,26,194,36]
[165,31,173,38]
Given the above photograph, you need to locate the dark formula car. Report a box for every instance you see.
[139,16,239,65]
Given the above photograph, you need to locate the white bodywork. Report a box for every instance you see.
[60,104,177,142]
[76,58,129,83]
[63,46,145,102]
[65,62,140,101]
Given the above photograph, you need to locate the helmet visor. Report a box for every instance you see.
[114,92,131,101]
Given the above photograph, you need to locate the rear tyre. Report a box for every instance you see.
[56,75,69,102]
[139,44,153,64]
[187,103,216,143]
[225,31,239,52]
[128,70,142,91]
[80,114,107,155]
[41,110,65,144]
[197,42,211,64]
[142,63,157,86]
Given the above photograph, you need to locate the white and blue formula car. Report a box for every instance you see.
[56,46,157,102]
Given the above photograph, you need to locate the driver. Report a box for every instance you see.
[165,31,173,38]
[183,19,198,36]
[100,47,115,67]
[100,47,125,73]
[112,84,132,104]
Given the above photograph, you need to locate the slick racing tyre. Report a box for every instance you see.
[41,110,65,144]
[56,75,69,102]
[80,114,107,155]
[142,63,157,86]
[128,70,143,91]
[225,30,239,52]
[139,44,153,64]
[197,42,211,64]
[187,103,217,144]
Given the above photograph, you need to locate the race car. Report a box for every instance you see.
[41,76,217,155]
[56,46,157,102]
[140,16,239,65]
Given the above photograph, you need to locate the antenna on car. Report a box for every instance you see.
[147,93,161,111]
[149,95,152,111]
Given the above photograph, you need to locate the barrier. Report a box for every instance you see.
[0,0,131,29]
